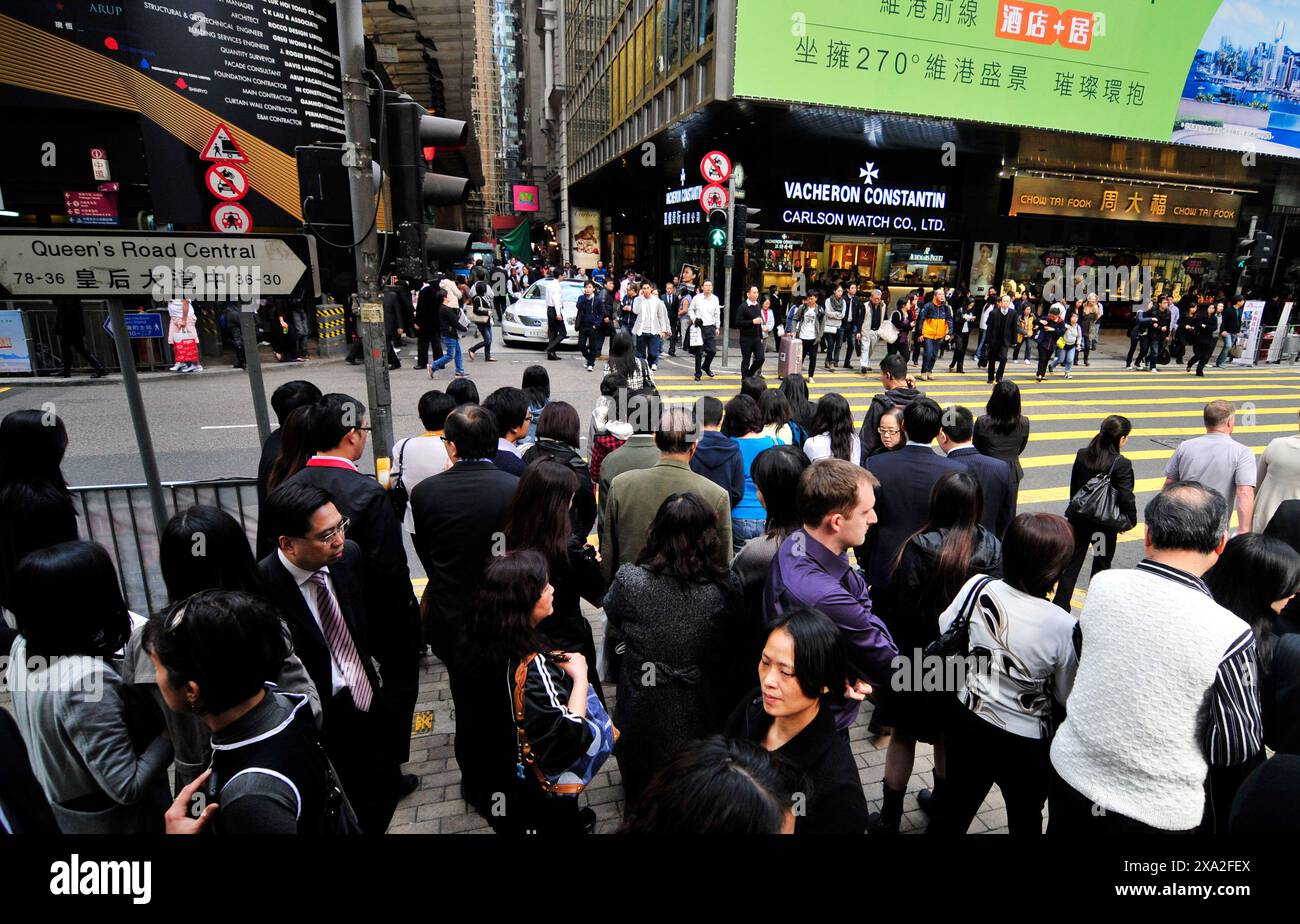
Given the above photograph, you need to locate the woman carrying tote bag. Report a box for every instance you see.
[1052,415,1137,611]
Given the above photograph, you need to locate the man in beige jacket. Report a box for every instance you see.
[602,405,732,582]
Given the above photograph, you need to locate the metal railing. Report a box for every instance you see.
[71,477,259,616]
[6,302,174,374]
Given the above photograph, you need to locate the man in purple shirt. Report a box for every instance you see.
[765,458,899,732]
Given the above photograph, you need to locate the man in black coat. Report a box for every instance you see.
[281,393,421,765]
[937,405,1017,537]
[410,404,519,809]
[381,281,404,369]
[258,483,406,833]
[255,379,322,559]
[862,398,964,596]
[53,297,106,378]
[414,279,444,369]
[983,294,1018,384]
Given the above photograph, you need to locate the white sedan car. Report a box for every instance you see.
[500,279,587,347]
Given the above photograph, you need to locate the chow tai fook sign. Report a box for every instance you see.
[734,1,1300,159]
[1009,176,1242,227]
[775,161,950,233]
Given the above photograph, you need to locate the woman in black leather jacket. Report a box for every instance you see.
[1052,414,1137,611]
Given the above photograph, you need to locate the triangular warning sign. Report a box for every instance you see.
[200,123,248,162]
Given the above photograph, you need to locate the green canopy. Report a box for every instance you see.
[499,221,531,262]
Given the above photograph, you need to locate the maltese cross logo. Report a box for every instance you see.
[859,162,879,185]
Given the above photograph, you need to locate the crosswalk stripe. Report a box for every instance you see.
[1020,443,1265,470]
[1018,475,1168,505]
[652,369,1300,382]
[1027,422,1296,442]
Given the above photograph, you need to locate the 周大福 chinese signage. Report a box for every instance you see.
[1008,176,1242,228]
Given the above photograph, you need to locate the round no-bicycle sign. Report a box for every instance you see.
[700,150,731,184]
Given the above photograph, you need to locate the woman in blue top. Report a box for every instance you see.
[722,395,779,554]
[521,365,550,443]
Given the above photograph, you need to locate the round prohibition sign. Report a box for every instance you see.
[700,150,732,184]
[210,202,252,233]
[700,183,729,211]
[205,162,249,201]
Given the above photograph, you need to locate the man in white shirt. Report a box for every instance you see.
[631,280,670,371]
[391,391,456,535]
[689,279,721,380]
[541,265,567,360]
[975,297,996,367]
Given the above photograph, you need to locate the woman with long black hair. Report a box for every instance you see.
[1202,533,1300,830]
[8,541,171,833]
[803,393,860,464]
[1052,414,1138,611]
[777,373,816,434]
[974,380,1031,509]
[603,493,743,809]
[869,471,1003,834]
[504,460,606,698]
[462,549,606,834]
[604,329,653,391]
[0,409,79,631]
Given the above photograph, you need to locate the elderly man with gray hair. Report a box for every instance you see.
[601,404,731,582]
[1049,481,1262,834]
[857,288,886,373]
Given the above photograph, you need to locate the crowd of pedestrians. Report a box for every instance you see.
[5,331,1300,836]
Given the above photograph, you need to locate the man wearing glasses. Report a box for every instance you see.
[858,353,926,460]
[282,393,422,782]
[258,482,405,834]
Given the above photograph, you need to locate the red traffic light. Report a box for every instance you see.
[423,146,436,162]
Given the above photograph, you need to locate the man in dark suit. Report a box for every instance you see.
[413,278,444,369]
[281,393,421,766]
[54,297,105,378]
[381,281,405,369]
[984,293,1017,384]
[938,405,1016,538]
[255,380,322,559]
[410,404,519,810]
[258,482,406,833]
[862,398,964,597]
[480,386,530,476]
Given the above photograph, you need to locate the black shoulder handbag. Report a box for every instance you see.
[925,576,995,659]
[1064,458,1133,532]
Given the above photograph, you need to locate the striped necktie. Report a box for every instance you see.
[308,571,374,712]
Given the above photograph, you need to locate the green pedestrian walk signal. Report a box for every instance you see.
[707,207,727,250]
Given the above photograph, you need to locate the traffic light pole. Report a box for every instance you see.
[337,0,395,469]
[720,175,736,369]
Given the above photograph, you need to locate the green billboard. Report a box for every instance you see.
[733,0,1290,153]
